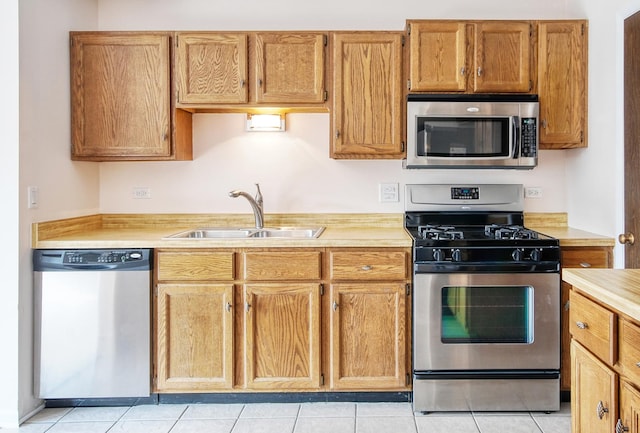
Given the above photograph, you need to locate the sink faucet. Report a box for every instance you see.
[229,183,264,229]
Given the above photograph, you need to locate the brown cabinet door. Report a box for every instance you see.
[71,33,172,159]
[560,247,613,391]
[328,283,407,390]
[571,341,618,433]
[473,22,532,93]
[620,379,640,433]
[408,21,468,92]
[243,283,321,390]
[255,33,326,103]
[538,21,587,149]
[156,283,234,391]
[331,32,404,159]
[176,33,249,104]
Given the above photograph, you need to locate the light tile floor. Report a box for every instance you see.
[16,402,571,433]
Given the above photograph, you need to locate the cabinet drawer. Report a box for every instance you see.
[157,251,235,281]
[243,251,322,281]
[329,250,408,281]
[619,318,640,384]
[562,248,611,269]
[569,290,617,365]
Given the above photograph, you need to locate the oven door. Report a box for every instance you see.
[413,272,559,371]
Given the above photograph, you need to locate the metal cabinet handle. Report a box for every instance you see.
[258,78,263,87]
[226,302,232,312]
[576,321,588,329]
[541,119,548,129]
[460,67,466,76]
[596,401,608,419]
[616,419,630,433]
[332,301,339,311]
[361,265,372,271]
[477,67,483,76]
[580,262,592,268]
[245,302,251,312]
[564,300,570,311]
[240,79,246,88]
[635,361,640,368]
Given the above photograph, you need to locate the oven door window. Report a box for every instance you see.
[417,117,512,158]
[441,285,533,344]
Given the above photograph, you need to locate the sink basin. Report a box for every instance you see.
[164,227,325,239]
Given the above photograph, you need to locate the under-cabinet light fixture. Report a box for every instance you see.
[246,113,286,132]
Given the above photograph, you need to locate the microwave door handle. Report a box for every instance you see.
[512,116,520,159]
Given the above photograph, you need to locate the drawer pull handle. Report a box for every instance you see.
[576,321,588,329]
[616,419,630,433]
[226,302,232,312]
[635,362,640,368]
[580,262,592,268]
[597,401,608,419]
[361,265,373,271]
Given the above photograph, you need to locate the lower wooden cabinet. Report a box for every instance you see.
[155,283,234,391]
[620,379,640,433]
[242,283,321,390]
[561,246,613,392]
[154,247,410,393]
[571,340,617,433]
[328,283,407,389]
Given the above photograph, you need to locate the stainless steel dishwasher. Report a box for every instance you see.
[33,249,152,399]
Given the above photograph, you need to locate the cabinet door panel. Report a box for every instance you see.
[156,284,234,391]
[255,33,326,103]
[538,21,587,149]
[176,33,248,104]
[408,21,468,92]
[620,380,640,433]
[71,33,172,159]
[331,32,404,159]
[571,341,617,433]
[328,283,407,390]
[473,22,532,93]
[619,319,640,386]
[243,283,321,389]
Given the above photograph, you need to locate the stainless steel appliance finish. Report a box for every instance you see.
[405,184,560,413]
[404,94,539,169]
[33,249,152,399]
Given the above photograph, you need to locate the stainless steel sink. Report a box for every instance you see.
[164,227,324,239]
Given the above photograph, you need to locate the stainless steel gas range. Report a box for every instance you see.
[405,184,561,413]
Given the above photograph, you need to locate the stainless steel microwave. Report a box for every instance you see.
[403,94,539,169]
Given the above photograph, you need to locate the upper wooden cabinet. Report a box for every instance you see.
[407,20,533,93]
[537,21,588,149]
[175,32,327,107]
[330,32,405,159]
[70,32,192,161]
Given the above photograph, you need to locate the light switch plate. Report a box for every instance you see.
[525,187,543,199]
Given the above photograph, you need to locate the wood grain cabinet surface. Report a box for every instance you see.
[153,247,411,393]
[407,20,532,93]
[175,31,327,107]
[537,21,588,149]
[330,32,405,159]
[568,282,640,433]
[70,32,192,161]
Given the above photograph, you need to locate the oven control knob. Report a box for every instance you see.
[451,249,462,262]
[512,248,523,261]
[530,248,542,262]
[433,249,445,261]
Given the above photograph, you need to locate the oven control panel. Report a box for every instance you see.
[451,187,479,200]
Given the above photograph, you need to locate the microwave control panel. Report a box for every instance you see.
[520,118,537,158]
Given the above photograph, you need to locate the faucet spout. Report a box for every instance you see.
[229,183,264,229]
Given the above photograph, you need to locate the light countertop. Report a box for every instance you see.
[563,268,640,322]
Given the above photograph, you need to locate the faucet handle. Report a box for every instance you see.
[254,183,263,207]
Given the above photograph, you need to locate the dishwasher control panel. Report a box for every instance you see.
[64,250,144,264]
[33,249,152,271]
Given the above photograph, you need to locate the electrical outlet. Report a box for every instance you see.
[379,183,399,202]
[132,187,152,199]
[525,187,543,199]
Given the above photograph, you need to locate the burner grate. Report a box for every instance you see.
[418,225,464,240]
